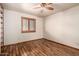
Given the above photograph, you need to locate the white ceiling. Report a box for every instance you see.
[3,3,79,17]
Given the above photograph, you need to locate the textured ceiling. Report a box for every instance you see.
[3,3,79,17]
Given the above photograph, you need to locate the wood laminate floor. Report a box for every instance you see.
[1,39,79,56]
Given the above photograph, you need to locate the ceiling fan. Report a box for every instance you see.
[34,3,54,10]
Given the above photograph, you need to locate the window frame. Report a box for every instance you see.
[21,17,36,33]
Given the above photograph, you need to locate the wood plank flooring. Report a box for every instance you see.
[1,39,79,56]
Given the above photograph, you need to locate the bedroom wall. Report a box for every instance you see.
[4,9,43,45]
[44,5,79,49]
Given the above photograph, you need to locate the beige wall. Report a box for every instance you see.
[44,5,79,49]
[4,9,44,45]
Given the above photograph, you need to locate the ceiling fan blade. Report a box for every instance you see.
[33,4,41,9]
[34,7,41,9]
[48,3,53,5]
[46,7,54,10]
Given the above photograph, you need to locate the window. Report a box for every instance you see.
[21,17,36,33]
